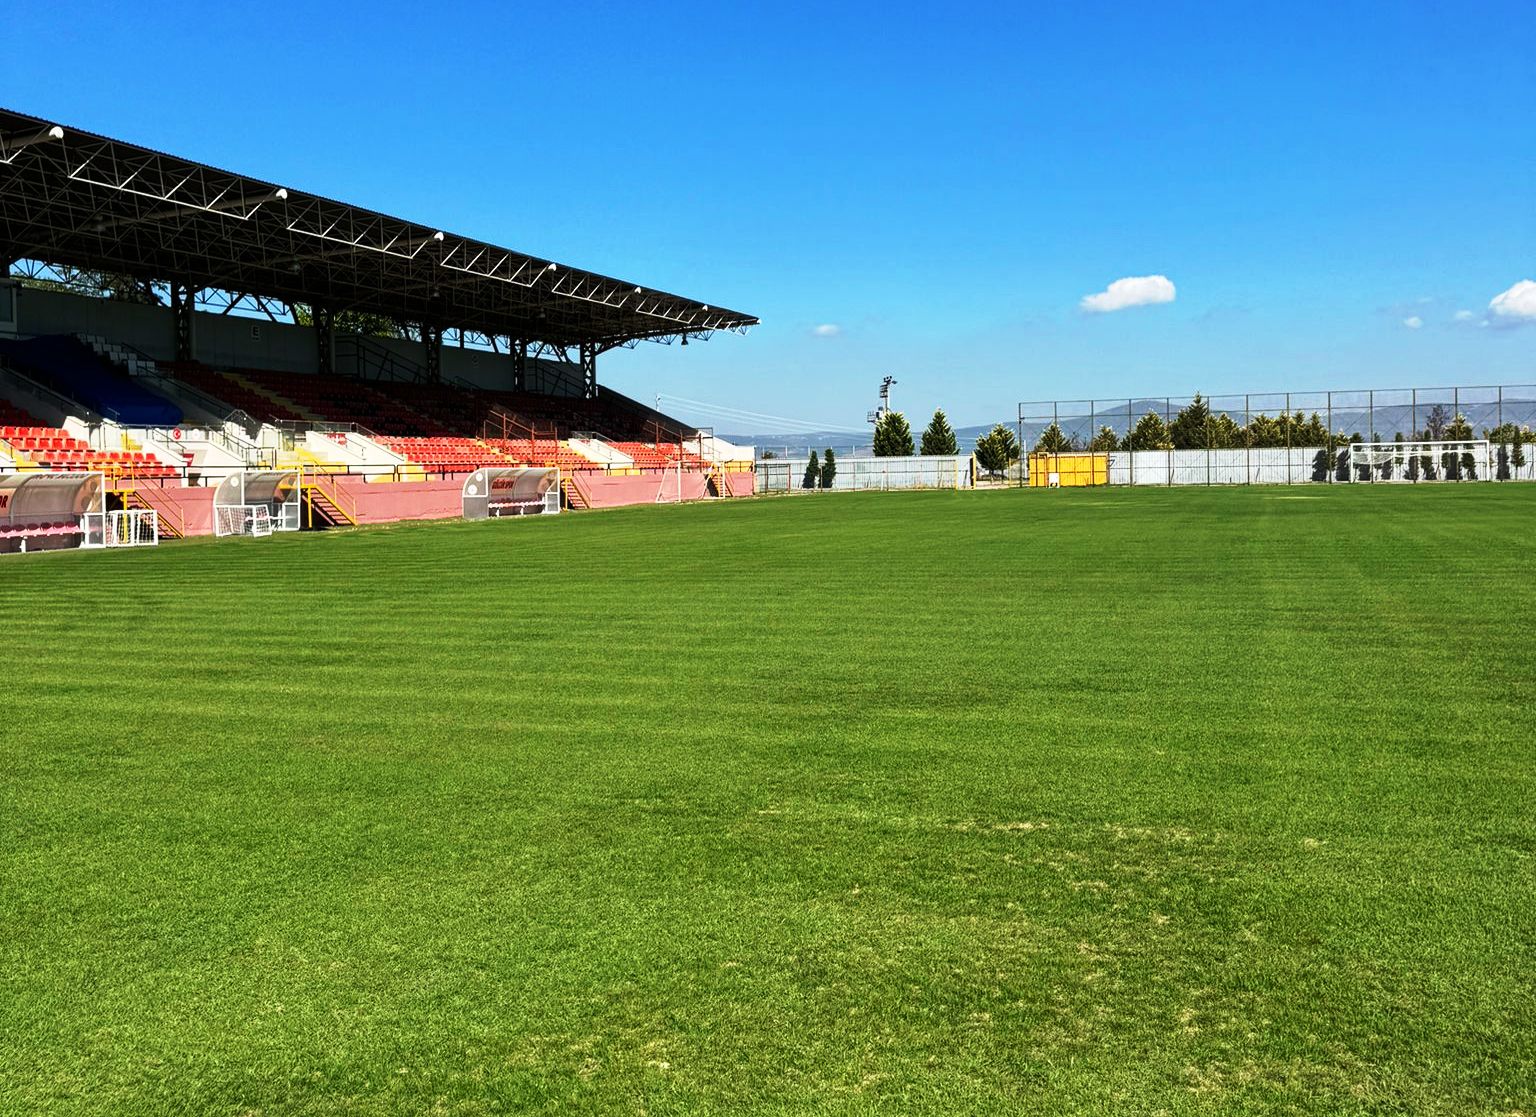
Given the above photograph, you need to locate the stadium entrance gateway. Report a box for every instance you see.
[462,467,561,520]
[213,471,301,537]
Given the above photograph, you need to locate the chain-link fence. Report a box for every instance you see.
[1017,384,1536,485]
[756,455,972,493]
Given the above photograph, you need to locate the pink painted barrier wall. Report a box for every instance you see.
[577,471,709,509]
[723,471,756,498]
[336,477,464,523]
[140,483,216,536]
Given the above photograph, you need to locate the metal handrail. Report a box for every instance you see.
[0,357,117,423]
[300,465,359,525]
[111,472,187,537]
[338,334,427,384]
[142,367,258,431]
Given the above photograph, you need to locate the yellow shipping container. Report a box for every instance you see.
[1027,451,1107,487]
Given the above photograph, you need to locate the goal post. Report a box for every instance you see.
[214,504,273,537]
[1345,440,1491,482]
[213,471,298,536]
[102,510,158,546]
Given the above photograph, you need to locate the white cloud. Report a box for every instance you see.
[811,323,841,338]
[1489,279,1536,324]
[1402,315,1423,330]
[1080,275,1176,313]
[1453,309,1475,321]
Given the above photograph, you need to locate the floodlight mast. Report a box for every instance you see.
[867,376,897,425]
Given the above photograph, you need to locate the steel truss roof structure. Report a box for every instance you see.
[0,108,756,351]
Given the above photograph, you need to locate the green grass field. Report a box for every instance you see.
[2,487,1533,1115]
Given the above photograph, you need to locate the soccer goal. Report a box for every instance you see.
[1346,440,1491,482]
[214,504,273,537]
[213,471,299,536]
[97,510,160,546]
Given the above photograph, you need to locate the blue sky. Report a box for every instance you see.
[8,1,1534,431]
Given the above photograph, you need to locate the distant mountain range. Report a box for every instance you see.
[728,393,1536,456]
[726,422,1005,456]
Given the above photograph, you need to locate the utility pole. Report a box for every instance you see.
[867,376,897,427]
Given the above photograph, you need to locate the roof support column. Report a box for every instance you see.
[423,322,442,382]
[169,282,197,363]
[314,305,335,378]
[579,341,597,399]
[511,339,527,392]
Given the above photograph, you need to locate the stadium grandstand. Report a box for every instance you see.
[0,107,758,549]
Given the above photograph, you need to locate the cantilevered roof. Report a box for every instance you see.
[0,108,756,349]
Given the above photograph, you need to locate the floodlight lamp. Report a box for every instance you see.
[5,124,66,153]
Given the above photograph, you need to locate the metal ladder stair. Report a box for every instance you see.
[117,485,185,539]
[562,474,591,510]
[301,472,358,527]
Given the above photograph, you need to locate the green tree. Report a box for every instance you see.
[1168,394,1213,449]
[291,303,404,338]
[1445,413,1475,478]
[1034,422,1071,452]
[1126,410,1172,450]
[1483,422,1529,480]
[1088,425,1121,452]
[974,424,1019,478]
[1422,404,1451,440]
[1209,413,1242,449]
[820,447,837,489]
[919,409,958,456]
[802,450,820,490]
[1297,413,1328,447]
[1387,431,1404,480]
[18,267,160,304]
[872,410,915,456]
[1244,413,1282,448]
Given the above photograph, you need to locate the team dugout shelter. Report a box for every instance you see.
[0,107,756,396]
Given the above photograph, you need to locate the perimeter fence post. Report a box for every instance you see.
[1128,399,1134,486]
[1165,398,1172,486]
[1368,390,1375,483]
[1326,392,1333,482]
[1244,394,1251,485]
[1285,391,1292,485]
[1205,406,1212,486]
[1016,409,1024,489]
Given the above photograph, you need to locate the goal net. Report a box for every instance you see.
[215,504,274,537]
[1345,440,1491,482]
[103,509,159,547]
